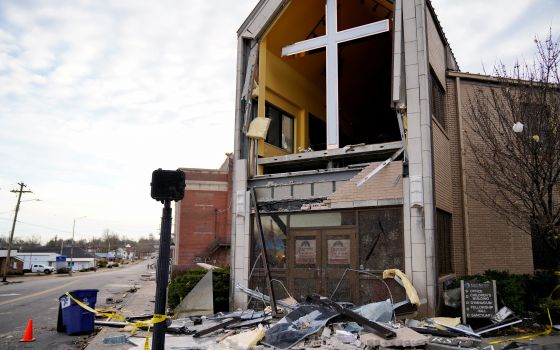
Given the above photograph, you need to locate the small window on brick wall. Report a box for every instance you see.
[436,209,453,275]
[430,71,446,128]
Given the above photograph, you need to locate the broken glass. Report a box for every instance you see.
[261,305,338,349]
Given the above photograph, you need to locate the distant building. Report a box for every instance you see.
[173,155,233,271]
[0,250,24,275]
[20,247,95,271]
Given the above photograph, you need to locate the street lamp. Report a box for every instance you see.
[69,216,86,276]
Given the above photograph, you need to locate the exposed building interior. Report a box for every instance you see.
[252,0,400,175]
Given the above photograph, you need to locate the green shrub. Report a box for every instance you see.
[168,267,230,312]
[448,270,559,319]
[97,261,108,268]
[113,263,120,267]
[57,267,69,274]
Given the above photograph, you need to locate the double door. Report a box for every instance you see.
[287,227,358,302]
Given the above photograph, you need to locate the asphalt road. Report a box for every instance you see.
[0,260,153,350]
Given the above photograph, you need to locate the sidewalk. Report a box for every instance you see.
[85,272,156,350]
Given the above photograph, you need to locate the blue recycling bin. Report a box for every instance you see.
[58,289,99,335]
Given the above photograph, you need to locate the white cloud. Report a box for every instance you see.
[2,0,556,243]
[0,0,258,241]
[431,0,559,73]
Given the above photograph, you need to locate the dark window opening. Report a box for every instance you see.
[337,26,399,146]
[430,71,446,128]
[436,209,453,275]
[308,113,326,151]
[265,103,294,153]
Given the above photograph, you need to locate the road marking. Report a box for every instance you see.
[0,279,78,306]
[0,294,20,297]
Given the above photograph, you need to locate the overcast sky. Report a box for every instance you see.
[0,0,558,243]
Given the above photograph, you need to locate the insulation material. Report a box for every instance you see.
[220,324,265,350]
[247,117,271,140]
[382,269,420,306]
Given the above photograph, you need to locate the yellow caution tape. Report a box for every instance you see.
[65,292,167,349]
[65,292,126,322]
[488,284,559,345]
[144,324,151,350]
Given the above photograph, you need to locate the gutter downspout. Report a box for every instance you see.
[455,76,471,274]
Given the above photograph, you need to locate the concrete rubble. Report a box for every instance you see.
[85,269,559,350]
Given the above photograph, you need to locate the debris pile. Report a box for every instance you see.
[92,268,559,349]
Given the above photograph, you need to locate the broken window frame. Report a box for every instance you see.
[430,69,446,129]
[436,209,453,275]
[265,102,295,153]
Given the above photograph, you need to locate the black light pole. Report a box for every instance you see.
[150,169,185,350]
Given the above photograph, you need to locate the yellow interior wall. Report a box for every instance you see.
[257,48,326,158]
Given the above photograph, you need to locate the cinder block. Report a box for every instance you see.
[412,271,427,298]
[292,183,312,199]
[313,181,334,197]
[255,187,272,200]
[403,18,417,42]
[405,43,419,66]
[273,185,292,200]
[411,243,427,272]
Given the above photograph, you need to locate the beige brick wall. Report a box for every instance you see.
[328,161,403,203]
[445,79,466,275]
[433,120,453,214]
[446,78,534,275]
[427,10,446,88]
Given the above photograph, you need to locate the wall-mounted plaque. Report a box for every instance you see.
[327,239,350,265]
[295,239,316,265]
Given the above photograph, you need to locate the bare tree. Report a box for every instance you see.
[465,31,560,267]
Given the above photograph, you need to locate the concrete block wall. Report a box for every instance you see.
[402,0,436,315]
[231,160,250,309]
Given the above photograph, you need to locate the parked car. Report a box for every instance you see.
[25,264,54,274]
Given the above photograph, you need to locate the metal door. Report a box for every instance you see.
[288,227,358,302]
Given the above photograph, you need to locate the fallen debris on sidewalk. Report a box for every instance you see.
[89,268,559,350]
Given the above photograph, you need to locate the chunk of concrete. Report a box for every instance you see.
[360,326,428,347]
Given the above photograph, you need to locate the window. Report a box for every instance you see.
[265,103,294,152]
[430,71,446,128]
[436,209,453,275]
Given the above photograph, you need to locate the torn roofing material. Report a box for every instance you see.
[261,305,338,349]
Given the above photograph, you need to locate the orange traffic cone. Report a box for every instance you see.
[20,319,36,342]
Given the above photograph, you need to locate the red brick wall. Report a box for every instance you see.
[175,161,232,269]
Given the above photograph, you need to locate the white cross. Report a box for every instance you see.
[282,0,390,150]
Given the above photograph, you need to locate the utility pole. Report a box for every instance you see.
[2,182,32,282]
[69,216,86,276]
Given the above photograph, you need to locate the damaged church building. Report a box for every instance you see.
[229,0,534,316]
